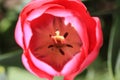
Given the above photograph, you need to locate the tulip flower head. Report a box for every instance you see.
[15,0,103,80]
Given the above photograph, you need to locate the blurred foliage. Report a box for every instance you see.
[0,0,120,80]
[7,67,42,80]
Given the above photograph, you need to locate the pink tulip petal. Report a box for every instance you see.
[64,16,89,56]
[23,21,32,48]
[31,0,80,2]
[62,48,86,80]
[78,17,103,72]
[27,4,65,21]
[20,0,57,27]
[68,17,103,78]
[61,53,81,75]
[22,53,36,75]
[15,18,24,48]
[28,49,60,76]
[61,17,103,79]
[22,51,54,80]
[45,7,72,17]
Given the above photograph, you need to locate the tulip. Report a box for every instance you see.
[15,0,103,80]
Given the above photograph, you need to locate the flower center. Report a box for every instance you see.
[51,30,65,44]
[48,30,73,55]
[30,15,83,71]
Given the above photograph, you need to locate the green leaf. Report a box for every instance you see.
[107,8,120,80]
[53,76,64,80]
[107,23,116,80]
[0,18,11,33]
[85,68,111,80]
[0,50,23,67]
[75,58,111,80]
[7,67,46,80]
[0,66,6,80]
[84,58,110,80]
[115,50,120,80]
[85,68,95,80]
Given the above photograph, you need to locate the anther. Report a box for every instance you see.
[64,32,68,38]
[59,48,65,55]
[48,45,54,48]
[49,34,52,37]
[66,44,73,48]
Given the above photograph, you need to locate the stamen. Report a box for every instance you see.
[59,48,65,55]
[64,32,68,38]
[66,44,73,48]
[48,45,54,48]
[49,30,74,56]
[49,34,52,37]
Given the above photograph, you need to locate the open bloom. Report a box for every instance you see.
[15,0,103,80]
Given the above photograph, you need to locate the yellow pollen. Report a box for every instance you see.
[51,30,65,44]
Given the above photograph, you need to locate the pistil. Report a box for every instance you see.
[51,30,65,44]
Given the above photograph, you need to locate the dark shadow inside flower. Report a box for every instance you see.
[29,14,83,71]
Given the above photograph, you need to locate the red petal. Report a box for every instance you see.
[22,50,54,79]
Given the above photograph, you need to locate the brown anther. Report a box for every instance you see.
[48,45,54,48]
[64,32,68,38]
[66,44,73,48]
[59,48,65,55]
